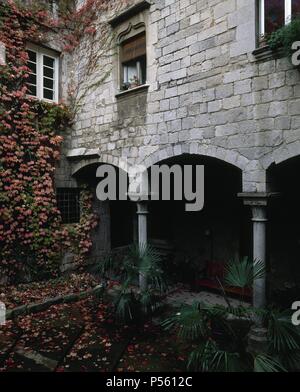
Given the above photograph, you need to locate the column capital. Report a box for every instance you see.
[251,205,268,222]
[136,200,149,215]
[237,192,279,206]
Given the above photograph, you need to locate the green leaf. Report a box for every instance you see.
[224,257,265,289]
[267,309,300,353]
[267,16,300,65]
[115,291,137,322]
[140,289,159,315]
[162,302,210,340]
[188,340,243,372]
[254,354,286,372]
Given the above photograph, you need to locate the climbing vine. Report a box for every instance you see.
[0,0,122,282]
[15,0,129,115]
[62,189,99,268]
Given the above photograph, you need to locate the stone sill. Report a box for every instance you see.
[238,192,280,206]
[115,83,149,98]
[252,44,284,61]
[108,0,151,27]
[66,148,100,160]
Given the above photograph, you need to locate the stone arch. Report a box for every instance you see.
[71,154,129,177]
[70,143,267,192]
[137,142,250,170]
[262,141,300,169]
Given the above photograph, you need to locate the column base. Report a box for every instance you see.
[247,326,268,356]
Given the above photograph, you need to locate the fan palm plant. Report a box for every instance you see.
[100,243,166,323]
[162,257,300,372]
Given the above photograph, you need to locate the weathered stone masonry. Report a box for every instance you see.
[55,0,300,313]
[59,0,300,193]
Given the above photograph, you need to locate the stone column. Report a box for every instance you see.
[238,192,278,354]
[248,203,268,354]
[239,194,269,315]
[251,205,267,311]
[136,201,148,290]
[238,192,276,313]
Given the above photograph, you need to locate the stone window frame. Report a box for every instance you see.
[108,0,151,97]
[258,0,294,37]
[26,43,60,103]
[117,22,148,92]
[254,0,300,60]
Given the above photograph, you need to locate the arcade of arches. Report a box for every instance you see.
[72,153,300,313]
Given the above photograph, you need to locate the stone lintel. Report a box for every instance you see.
[237,192,279,206]
[108,0,151,27]
[66,148,100,160]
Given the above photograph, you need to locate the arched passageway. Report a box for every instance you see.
[267,156,300,304]
[73,162,135,257]
[72,154,262,294]
[146,154,248,286]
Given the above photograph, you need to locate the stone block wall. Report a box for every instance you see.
[58,0,300,193]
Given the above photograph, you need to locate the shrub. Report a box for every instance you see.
[99,244,167,323]
[162,258,300,372]
[267,17,300,66]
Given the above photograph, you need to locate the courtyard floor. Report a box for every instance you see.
[0,294,191,372]
[0,277,250,372]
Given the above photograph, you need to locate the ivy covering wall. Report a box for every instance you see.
[0,0,100,282]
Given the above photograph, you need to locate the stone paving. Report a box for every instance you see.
[0,288,246,372]
[164,285,249,308]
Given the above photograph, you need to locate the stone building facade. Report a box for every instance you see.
[53,0,300,307]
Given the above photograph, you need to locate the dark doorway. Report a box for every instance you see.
[267,157,300,304]
[147,154,245,285]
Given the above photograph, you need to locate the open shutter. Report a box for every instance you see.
[121,33,146,63]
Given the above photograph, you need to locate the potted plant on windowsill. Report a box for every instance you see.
[121,82,130,91]
[267,16,300,69]
[129,75,140,89]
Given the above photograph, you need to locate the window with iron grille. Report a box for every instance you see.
[56,188,80,224]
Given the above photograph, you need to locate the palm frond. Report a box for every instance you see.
[140,290,159,315]
[162,302,210,340]
[115,291,137,322]
[204,302,253,320]
[126,243,166,292]
[254,354,286,372]
[139,244,162,274]
[277,349,300,370]
[210,350,242,372]
[267,309,300,352]
[187,340,242,372]
[187,340,218,371]
[252,259,267,281]
[224,257,265,289]
[91,253,115,278]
